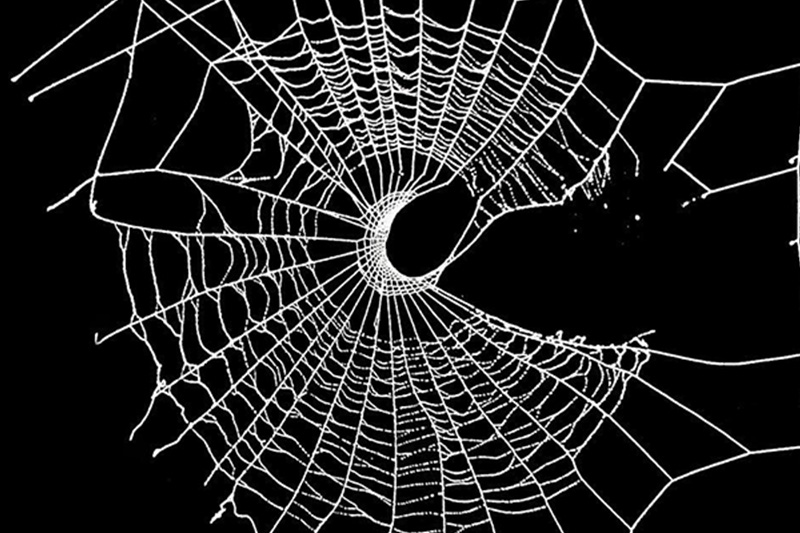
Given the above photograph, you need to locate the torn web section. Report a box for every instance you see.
[444,7,642,259]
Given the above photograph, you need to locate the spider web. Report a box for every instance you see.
[14,0,800,532]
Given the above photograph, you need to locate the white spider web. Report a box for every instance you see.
[14,0,800,532]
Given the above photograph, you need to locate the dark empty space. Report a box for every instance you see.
[386,180,474,277]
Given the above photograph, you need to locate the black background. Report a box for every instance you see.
[5,1,799,531]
